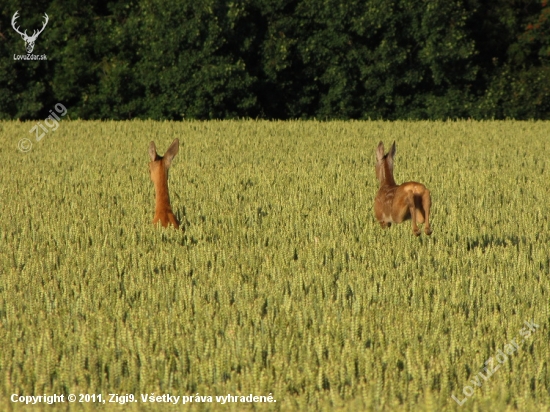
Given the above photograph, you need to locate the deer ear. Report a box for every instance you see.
[149,141,157,161]
[389,141,396,159]
[376,141,385,162]
[163,138,180,167]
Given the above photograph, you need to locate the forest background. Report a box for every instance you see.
[1,0,549,120]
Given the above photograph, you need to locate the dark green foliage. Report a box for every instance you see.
[468,0,550,119]
[0,0,548,119]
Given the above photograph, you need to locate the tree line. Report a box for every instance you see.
[1,0,549,120]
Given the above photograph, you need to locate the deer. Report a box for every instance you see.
[11,11,49,54]
[149,139,181,230]
[374,141,432,236]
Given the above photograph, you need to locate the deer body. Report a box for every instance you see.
[374,141,432,236]
[149,139,180,229]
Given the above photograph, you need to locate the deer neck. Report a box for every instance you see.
[380,163,397,188]
[152,167,173,214]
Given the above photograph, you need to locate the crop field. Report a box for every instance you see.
[0,120,549,411]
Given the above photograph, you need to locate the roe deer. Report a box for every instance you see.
[374,141,432,236]
[149,139,180,229]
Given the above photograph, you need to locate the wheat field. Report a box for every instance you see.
[0,120,549,411]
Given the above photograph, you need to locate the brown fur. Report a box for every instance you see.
[149,139,181,230]
[374,141,432,236]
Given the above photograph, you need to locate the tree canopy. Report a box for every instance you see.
[1,0,549,120]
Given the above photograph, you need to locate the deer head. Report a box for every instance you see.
[12,11,49,54]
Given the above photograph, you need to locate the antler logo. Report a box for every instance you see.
[11,11,49,54]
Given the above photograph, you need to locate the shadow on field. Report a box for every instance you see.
[175,205,190,230]
[466,234,523,251]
